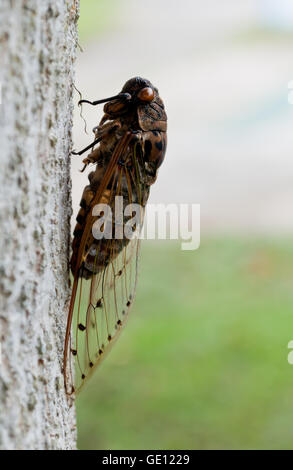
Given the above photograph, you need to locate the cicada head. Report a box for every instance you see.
[103,77,167,132]
[122,77,167,132]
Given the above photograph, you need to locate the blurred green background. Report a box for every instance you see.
[74,1,293,449]
[77,239,293,450]
[78,0,116,43]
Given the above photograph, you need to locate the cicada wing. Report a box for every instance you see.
[69,235,141,393]
[64,134,147,394]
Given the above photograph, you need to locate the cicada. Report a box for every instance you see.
[64,77,167,394]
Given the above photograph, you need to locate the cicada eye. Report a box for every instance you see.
[137,87,154,102]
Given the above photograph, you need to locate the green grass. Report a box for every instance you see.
[76,237,293,449]
[78,0,121,43]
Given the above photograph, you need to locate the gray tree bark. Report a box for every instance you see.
[0,0,79,450]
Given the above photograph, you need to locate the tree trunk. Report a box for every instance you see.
[0,0,79,450]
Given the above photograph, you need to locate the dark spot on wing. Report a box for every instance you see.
[80,198,87,209]
[144,140,152,159]
[76,213,84,224]
[155,140,163,151]
[73,228,83,238]
[96,298,102,308]
[78,323,86,331]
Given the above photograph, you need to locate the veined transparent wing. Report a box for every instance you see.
[64,133,147,394]
[68,234,141,393]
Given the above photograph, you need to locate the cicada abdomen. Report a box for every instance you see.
[64,77,167,394]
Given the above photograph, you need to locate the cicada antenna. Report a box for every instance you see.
[78,93,131,107]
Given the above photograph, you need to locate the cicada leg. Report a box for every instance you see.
[93,119,121,139]
[73,120,121,158]
[80,147,103,172]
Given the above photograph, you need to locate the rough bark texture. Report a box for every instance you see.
[0,0,79,450]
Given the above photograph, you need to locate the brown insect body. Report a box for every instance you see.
[65,77,167,393]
